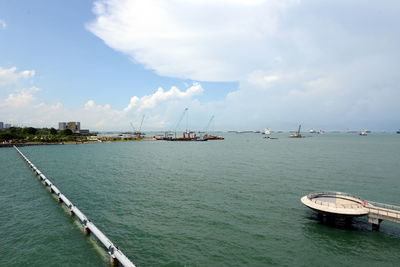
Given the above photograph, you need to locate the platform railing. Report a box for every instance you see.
[307,191,364,203]
[307,191,400,218]
[366,207,400,219]
[312,198,363,209]
[367,201,400,212]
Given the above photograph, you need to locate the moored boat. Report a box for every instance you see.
[204,135,224,140]
[289,125,304,138]
[263,128,271,135]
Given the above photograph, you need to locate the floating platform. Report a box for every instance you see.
[301,192,368,216]
[301,191,400,229]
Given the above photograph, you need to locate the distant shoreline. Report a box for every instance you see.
[0,142,62,148]
[0,138,157,148]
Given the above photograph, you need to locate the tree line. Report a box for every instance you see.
[0,127,89,143]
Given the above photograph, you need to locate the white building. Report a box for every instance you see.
[68,122,80,133]
[59,122,67,130]
[58,121,81,133]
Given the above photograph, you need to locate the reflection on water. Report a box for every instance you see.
[302,210,400,265]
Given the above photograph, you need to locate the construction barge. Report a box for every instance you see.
[155,109,224,141]
[155,131,224,141]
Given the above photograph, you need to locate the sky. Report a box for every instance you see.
[0,0,399,131]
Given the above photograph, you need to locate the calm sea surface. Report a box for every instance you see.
[1,133,400,266]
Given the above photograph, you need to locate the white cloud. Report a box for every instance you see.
[124,82,203,112]
[87,0,298,81]
[2,91,36,107]
[3,2,400,131]
[0,19,6,29]
[0,83,206,131]
[18,86,41,94]
[0,66,35,86]
[246,71,282,90]
[86,0,400,130]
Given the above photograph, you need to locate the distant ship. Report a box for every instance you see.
[263,128,271,135]
[289,125,304,138]
[156,108,209,141]
[359,130,367,136]
[397,130,400,134]
[310,129,325,134]
[161,130,205,141]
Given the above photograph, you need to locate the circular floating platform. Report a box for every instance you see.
[301,191,369,216]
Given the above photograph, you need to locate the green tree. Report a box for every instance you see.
[0,132,15,141]
[9,127,19,134]
[61,129,73,136]
[50,128,58,135]
[23,127,38,135]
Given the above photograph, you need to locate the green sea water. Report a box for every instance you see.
[1,133,400,266]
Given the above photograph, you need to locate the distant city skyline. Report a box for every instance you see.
[1,1,399,131]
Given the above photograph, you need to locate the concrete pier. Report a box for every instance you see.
[14,145,136,267]
[301,191,400,230]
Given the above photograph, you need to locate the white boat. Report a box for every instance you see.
[310,129,325,134]
[359,130,367,136]
[263,128,271,135]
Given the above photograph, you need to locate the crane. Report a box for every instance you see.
[174,108,188,138]
[204,115,215,134]
[289,124,303,138]
[129,122,139,138]
[130,115,145,138]
[138,115,145,133]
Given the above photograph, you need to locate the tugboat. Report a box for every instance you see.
[289,125,304,138]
